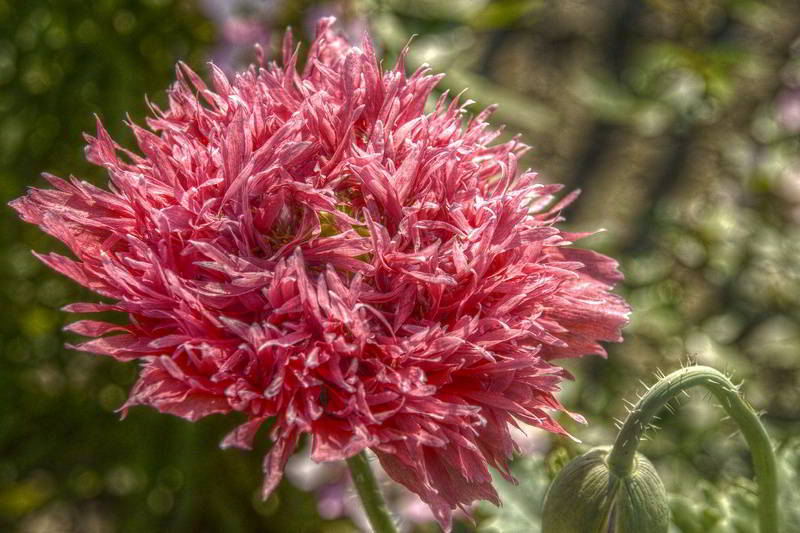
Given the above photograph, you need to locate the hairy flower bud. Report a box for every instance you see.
[541,446,669,533]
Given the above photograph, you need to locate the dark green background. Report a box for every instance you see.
[2,1,799,531]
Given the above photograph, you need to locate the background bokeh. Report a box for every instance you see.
[1,1,799,532]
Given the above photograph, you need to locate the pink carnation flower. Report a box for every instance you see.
[11,18,629,531]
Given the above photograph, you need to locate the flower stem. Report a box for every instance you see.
[346,451,398,533]
[606,365,779,533]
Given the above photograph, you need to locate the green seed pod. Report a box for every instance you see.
[541,446,669,533]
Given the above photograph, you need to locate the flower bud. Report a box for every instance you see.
[541,446,669,533]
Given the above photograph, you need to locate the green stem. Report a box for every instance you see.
[606,365,779,533]
[346,451,398,533]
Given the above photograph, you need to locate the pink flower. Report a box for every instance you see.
[10,18,629,531]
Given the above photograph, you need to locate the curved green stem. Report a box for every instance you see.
[346,451,398,533]
[606,365,779,533]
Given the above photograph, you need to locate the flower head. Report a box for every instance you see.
[11,18,629,531]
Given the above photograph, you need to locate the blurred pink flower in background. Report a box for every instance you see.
[287,428,549,531]
[774,85,800,221]
[777,87,800,133]
[199,0,274,72]
[11,18,628,532]
[287,445,446,531]
[304,2,369,48]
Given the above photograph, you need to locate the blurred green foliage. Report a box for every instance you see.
[2,0,800,532]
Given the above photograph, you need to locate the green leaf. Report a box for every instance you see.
[478,454,551,533]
